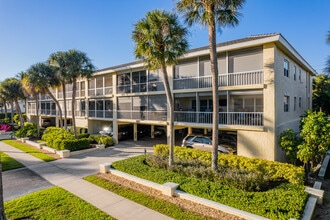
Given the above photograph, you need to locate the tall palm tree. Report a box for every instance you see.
[28,63,64,128]
[57,50,94,137]
[20,71,42,137]
[1,78,25,127]
[326,31,330,74]
[0,86,8,120]
[177,0,245,170]
[48,52,69,129]
[132,10,189,166]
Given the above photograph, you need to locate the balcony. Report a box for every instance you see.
[117,80,165,94]
[88,110,113,119]
[117,110,167,121]
[175,111,263,126]
[174,70,263,90]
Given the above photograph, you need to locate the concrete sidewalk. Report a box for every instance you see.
[0,140,172,220]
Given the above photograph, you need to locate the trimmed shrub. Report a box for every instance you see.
[60,138,90,151]
[112,155,308,220]
[77,133,90,139]
[42,127,74,149]
[89,134,114,146]
[15,123,38,138]
[154,144,305,185]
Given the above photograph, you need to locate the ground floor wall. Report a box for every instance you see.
[237,130,276,161]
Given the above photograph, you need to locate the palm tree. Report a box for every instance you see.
[20,71,42,137]
[0,78,25,127]
[177,0,245,170]
[29,63,64,127]
[48,51,69,129]
[57,50,94,137]
[132,10,189,166]
[326,31,330,74]
[0,86,8,120]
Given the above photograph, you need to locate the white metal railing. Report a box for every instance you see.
[174,111,263,126]
[117,110,167,121]
[28,107,262,126]
[88,110,113,118]
[117,80,164,94]
[174,70,263,90]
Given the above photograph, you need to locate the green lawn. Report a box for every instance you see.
[85,175,212,220]
[0,152,24,171]
[4,186,114,220]
[2,140,56,162]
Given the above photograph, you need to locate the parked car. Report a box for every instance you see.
[41,119,51,128]
[181,135,229,153]
[219,133,237,148]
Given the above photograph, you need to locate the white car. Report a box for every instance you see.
[182,135,229,154]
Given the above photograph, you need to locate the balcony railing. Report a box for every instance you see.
[174,70,263,90]
[117,80,165,94]
[175,111,263,126]
[117,110,167,121]
[88,110,113,118]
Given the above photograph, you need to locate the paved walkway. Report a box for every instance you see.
[0,139,172,220]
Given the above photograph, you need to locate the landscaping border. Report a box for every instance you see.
[99,163,324,220]
[19,138,102,158]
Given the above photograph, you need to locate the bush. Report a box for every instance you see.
[0,123,12,131]
[15,123,38,138]
[89,134,114,146]
[60,138,90,151]
[42,127,74,148]
[77,133,90,139]
[112,155,308,220]
[154,144,305,185]
[97,136,114,146]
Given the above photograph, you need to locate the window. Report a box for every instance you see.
[299,97,302,108]
[294,97,296,111]
[284,96,289,112]
[284,59,289,77]
[299,69,302,82]
[294,66,297,81]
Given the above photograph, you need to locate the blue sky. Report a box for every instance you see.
[0,0,329,82]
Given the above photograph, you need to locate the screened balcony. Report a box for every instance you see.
[117,110,167,121]
[175,111,263,126]
[173,70,263,90]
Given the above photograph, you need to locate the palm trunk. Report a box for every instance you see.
[62,82,67,129]
[46,88,63,127]
[35,95,40,137]
[3,101,7,119]
[10,103,13,124]
[161,64,175,166]
[0,157,6,220]
[72,79,77,138]
[207,8,219,171]
[14,99,24,128]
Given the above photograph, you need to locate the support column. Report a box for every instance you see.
[133,123,138,141]
[151,125,155,139]
[188,127,192,134]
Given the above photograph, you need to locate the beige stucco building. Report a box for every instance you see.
[26,33,316,162]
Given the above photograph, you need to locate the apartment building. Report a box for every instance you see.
[26,33,316,161]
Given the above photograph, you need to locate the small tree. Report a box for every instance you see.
[297,110,330,173]
[279,128,301,165]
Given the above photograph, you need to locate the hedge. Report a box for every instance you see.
[154,144,305,185]
[112,155,308,220]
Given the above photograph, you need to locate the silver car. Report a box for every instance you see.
[181,135,229,154]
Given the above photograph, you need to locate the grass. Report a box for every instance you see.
[0,152,24,171]
[84,175,213,220]
[2,140,56,162]
[4,186,114,220]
